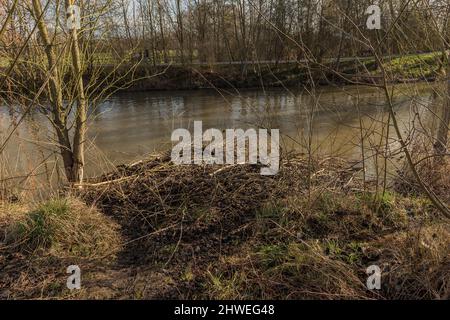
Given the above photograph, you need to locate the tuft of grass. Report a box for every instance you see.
[323,240,364,265]
[371,192,408,227]
[4,198,121,258]
[12,199,70,250]
[207,270,250,300]
[254,242,368,299]
[0,57,9,68]
[257,244,287,269]
[181,265,195,282]
[374,192,395,213]
[256,203,285,219]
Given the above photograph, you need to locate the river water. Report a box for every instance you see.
[0,82,443,185]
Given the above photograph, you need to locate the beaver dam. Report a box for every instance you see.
[1,153,449,299]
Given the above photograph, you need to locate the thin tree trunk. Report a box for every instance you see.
[434,51,450,158]
[32,0,75,181]
[176,0,185,64]
[66,0,87,183]
[377,53,450,219]
[157,0,168,63]
[0,0,18,41]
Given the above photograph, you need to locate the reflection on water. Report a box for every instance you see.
[0,83,443,181]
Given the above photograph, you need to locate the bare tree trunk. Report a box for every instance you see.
[31,0,86,183]
[31,0,75,182]
[176,0,185,64]
[434,51,450,158]
[66,0,87,183]
[334,0,351,71]
[0,0,18,41]
[157,0,168,63]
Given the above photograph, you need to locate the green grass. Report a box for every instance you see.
[257,244,288,269]
[5,198,120,258]
[14,199,70,250]
[207,270,249,300]
[323,240,365,265]
[0,56,10,68]
[385,53,443,78]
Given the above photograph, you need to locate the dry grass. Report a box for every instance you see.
[370,224,450,299]
[394,140,450,206]
[0,198,122,299]
[0,153,448,300]
[201,190,448,300]
[2,198,121,258]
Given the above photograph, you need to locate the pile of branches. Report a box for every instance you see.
[80,154,358,260]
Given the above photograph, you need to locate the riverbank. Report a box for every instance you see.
[2,53,443,97]
[1,153,449,299]
[97,53,443,92]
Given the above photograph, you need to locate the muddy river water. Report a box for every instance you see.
[0,82,444,185]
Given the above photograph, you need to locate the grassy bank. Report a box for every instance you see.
[1,154,449,299]
[102,53,444,92]
[3,53,444,96]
